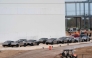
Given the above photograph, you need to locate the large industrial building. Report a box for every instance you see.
[0,0,65,42]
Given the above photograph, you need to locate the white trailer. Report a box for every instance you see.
[0,0,65,42]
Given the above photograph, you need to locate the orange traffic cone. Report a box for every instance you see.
[49,46,52,50]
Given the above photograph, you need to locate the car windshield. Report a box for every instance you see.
[19,39,27,41]
[4,41,13,43]
[49,38,56,40]
[39,38,47,40]
[59,37,68,39]
[14,41,19,43]
[80,35,87,37]
[27,40,36,42]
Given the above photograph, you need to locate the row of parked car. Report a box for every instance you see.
[2,34,90,47]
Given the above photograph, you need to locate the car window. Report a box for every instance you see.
[49,38,57,40]
[5,41,14,43]
[39,38,48,40]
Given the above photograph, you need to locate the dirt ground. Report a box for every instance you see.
[0,46,92,58]
[75,46,92,58]
[0,50,28,58]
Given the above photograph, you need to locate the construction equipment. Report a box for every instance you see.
[54,49,77,58]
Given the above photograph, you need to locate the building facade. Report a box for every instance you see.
[0,0,65,42]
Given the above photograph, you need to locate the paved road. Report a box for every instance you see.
[10,43,92,58]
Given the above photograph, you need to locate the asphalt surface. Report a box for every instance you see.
[9,42,92,58]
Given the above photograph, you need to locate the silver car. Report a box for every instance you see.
[18,39,27,47]
[71,37,82,43]
[80,34,90,42]
[81,35,90,42]
[2,40,14,47]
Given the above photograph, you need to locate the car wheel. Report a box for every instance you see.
[24,43,26,47]
[11,46,14,47]
[67,40,69,43]
[43,41,45,44]
[73,56,77,58]
[75,40,78,43]
[82,40,84,42]
[85,39,87,42]
[57,41,59,44]
[37,43,39,45]
[46,43,48,45]
[51,42,53,45]
[16,44,19,47]
[3,45,5,47]
[8,44,11,47]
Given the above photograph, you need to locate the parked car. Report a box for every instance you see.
[18,39,27,47]
[2,40,14,47]
[58,37,72,43]
[80,35,90,42]
[58,37,65,44]
[11,41,19,47]
[46,38,58,45]
[39,38,48,44]
[27,40,39,46]
[61,37,73,43]
[71,37,82,43]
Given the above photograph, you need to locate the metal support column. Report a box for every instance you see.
[79,17,82,29]
[79,3,81,15]
[65,3,67,29]
[79,3,81,29]
[75,17,77,27]
[75,3,77,27]
[88,2,91,28]
[84,3,86,28]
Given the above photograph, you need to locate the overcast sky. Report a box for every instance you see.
[65,0,86,1]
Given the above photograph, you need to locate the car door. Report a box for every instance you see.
[19,41,23,46]
[32,40,37,45]
[53,38,57,44]
[64,38,68,42]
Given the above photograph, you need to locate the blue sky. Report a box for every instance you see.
[65,0,92,15]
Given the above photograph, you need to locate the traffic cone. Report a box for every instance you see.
[49,46,52,50]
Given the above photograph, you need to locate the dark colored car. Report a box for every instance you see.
[18,39,27,47]
[27,40,39,46]
[2,40,14,47]
[46,38,58,45]
[61,37,72,43]
[80,35,90,42]
[39,38,48,44]
[58,37,65,44]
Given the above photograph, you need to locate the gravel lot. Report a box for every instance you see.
[10,43,92,58]
[0,42,92,58]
